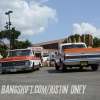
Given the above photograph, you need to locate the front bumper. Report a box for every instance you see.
[0,65,32,73]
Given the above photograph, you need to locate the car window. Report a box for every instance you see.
[62,44,85,50]
[8,50,32,57]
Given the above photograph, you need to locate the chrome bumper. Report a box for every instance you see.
[0,65,32,72]
[63,58,100,66]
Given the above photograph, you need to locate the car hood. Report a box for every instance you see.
[0,56,38,62]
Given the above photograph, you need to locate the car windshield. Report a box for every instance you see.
[7,49,32,57]
[62,44,85,50]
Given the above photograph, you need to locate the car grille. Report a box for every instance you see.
[66,55,100,59]
[2,61,25,67]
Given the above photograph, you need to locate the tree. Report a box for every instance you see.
[62,34,95,47]
[74,34,81,42]
[62,38,67,43]
[0,29,32,57]
[92,37,99,47]
[12,39,32,49]
[0,29,21,48]
[0,42,8,58]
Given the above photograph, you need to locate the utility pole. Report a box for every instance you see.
[5,11,13,50]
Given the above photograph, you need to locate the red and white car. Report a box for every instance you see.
[0,48,41,74]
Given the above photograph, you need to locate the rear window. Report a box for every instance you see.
[62,44,85,50]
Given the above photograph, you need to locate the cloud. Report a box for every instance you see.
[0,0,58,41]
[97,17,100,21]
[73,23,100,38]
[30,0,48,5]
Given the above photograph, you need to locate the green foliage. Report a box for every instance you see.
[74,34,81,37]
[69,35,74,38]
[85,34,89,47]
[62,38,67,43]
[0,44,8,58]
[12,39,32,49]
[92,37,100,47]
[62,34,100,47]
[0,29,21,41]
[0,29,32,58]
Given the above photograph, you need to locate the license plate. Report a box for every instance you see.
[22,68,26,71]
[80,61,88,66]
[11,69,17,72]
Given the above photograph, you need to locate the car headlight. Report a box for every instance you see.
[25,60,30,65]
[0,63,2,67]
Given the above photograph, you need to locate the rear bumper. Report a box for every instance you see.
[63,58,100,66]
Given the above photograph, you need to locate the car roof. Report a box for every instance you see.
[60,42,85,46]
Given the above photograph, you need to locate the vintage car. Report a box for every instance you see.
[55,42,100,72]
[0,48,41,74]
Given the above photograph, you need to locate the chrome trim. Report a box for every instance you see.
[63,57,100,65]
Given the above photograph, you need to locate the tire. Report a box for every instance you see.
[91,65,98,71]
[61,64,67,72]
[80,66,83,70]
[37,67,40,70]
[2,72,6,74]
[55,62,59,70]
[31,63,34,72]
[37,63,40,70]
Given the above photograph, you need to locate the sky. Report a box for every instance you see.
[0,0,100,44]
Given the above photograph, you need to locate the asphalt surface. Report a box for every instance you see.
[0,66,100,100]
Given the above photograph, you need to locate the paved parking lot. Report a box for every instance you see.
[0,66,100,100]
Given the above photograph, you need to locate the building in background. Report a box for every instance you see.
[33,38,65,53]
[5,38,66,53]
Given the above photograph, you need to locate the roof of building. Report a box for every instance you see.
[33,38,66,46]
[4,38,66,52]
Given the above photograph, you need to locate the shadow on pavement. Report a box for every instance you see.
[0,69,40,75]
[47,68,93,74]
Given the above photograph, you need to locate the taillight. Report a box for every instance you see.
[64,54,66,60]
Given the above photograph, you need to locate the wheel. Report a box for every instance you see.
[37,67,40,70]
[31,63,34,72]
[61,64,67,72]
[2,72,6,74]
[39,63,41,68]
[55,62,59,70]
[91,65,98,71]
[37,63,40,70]
[80,66,83,70]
